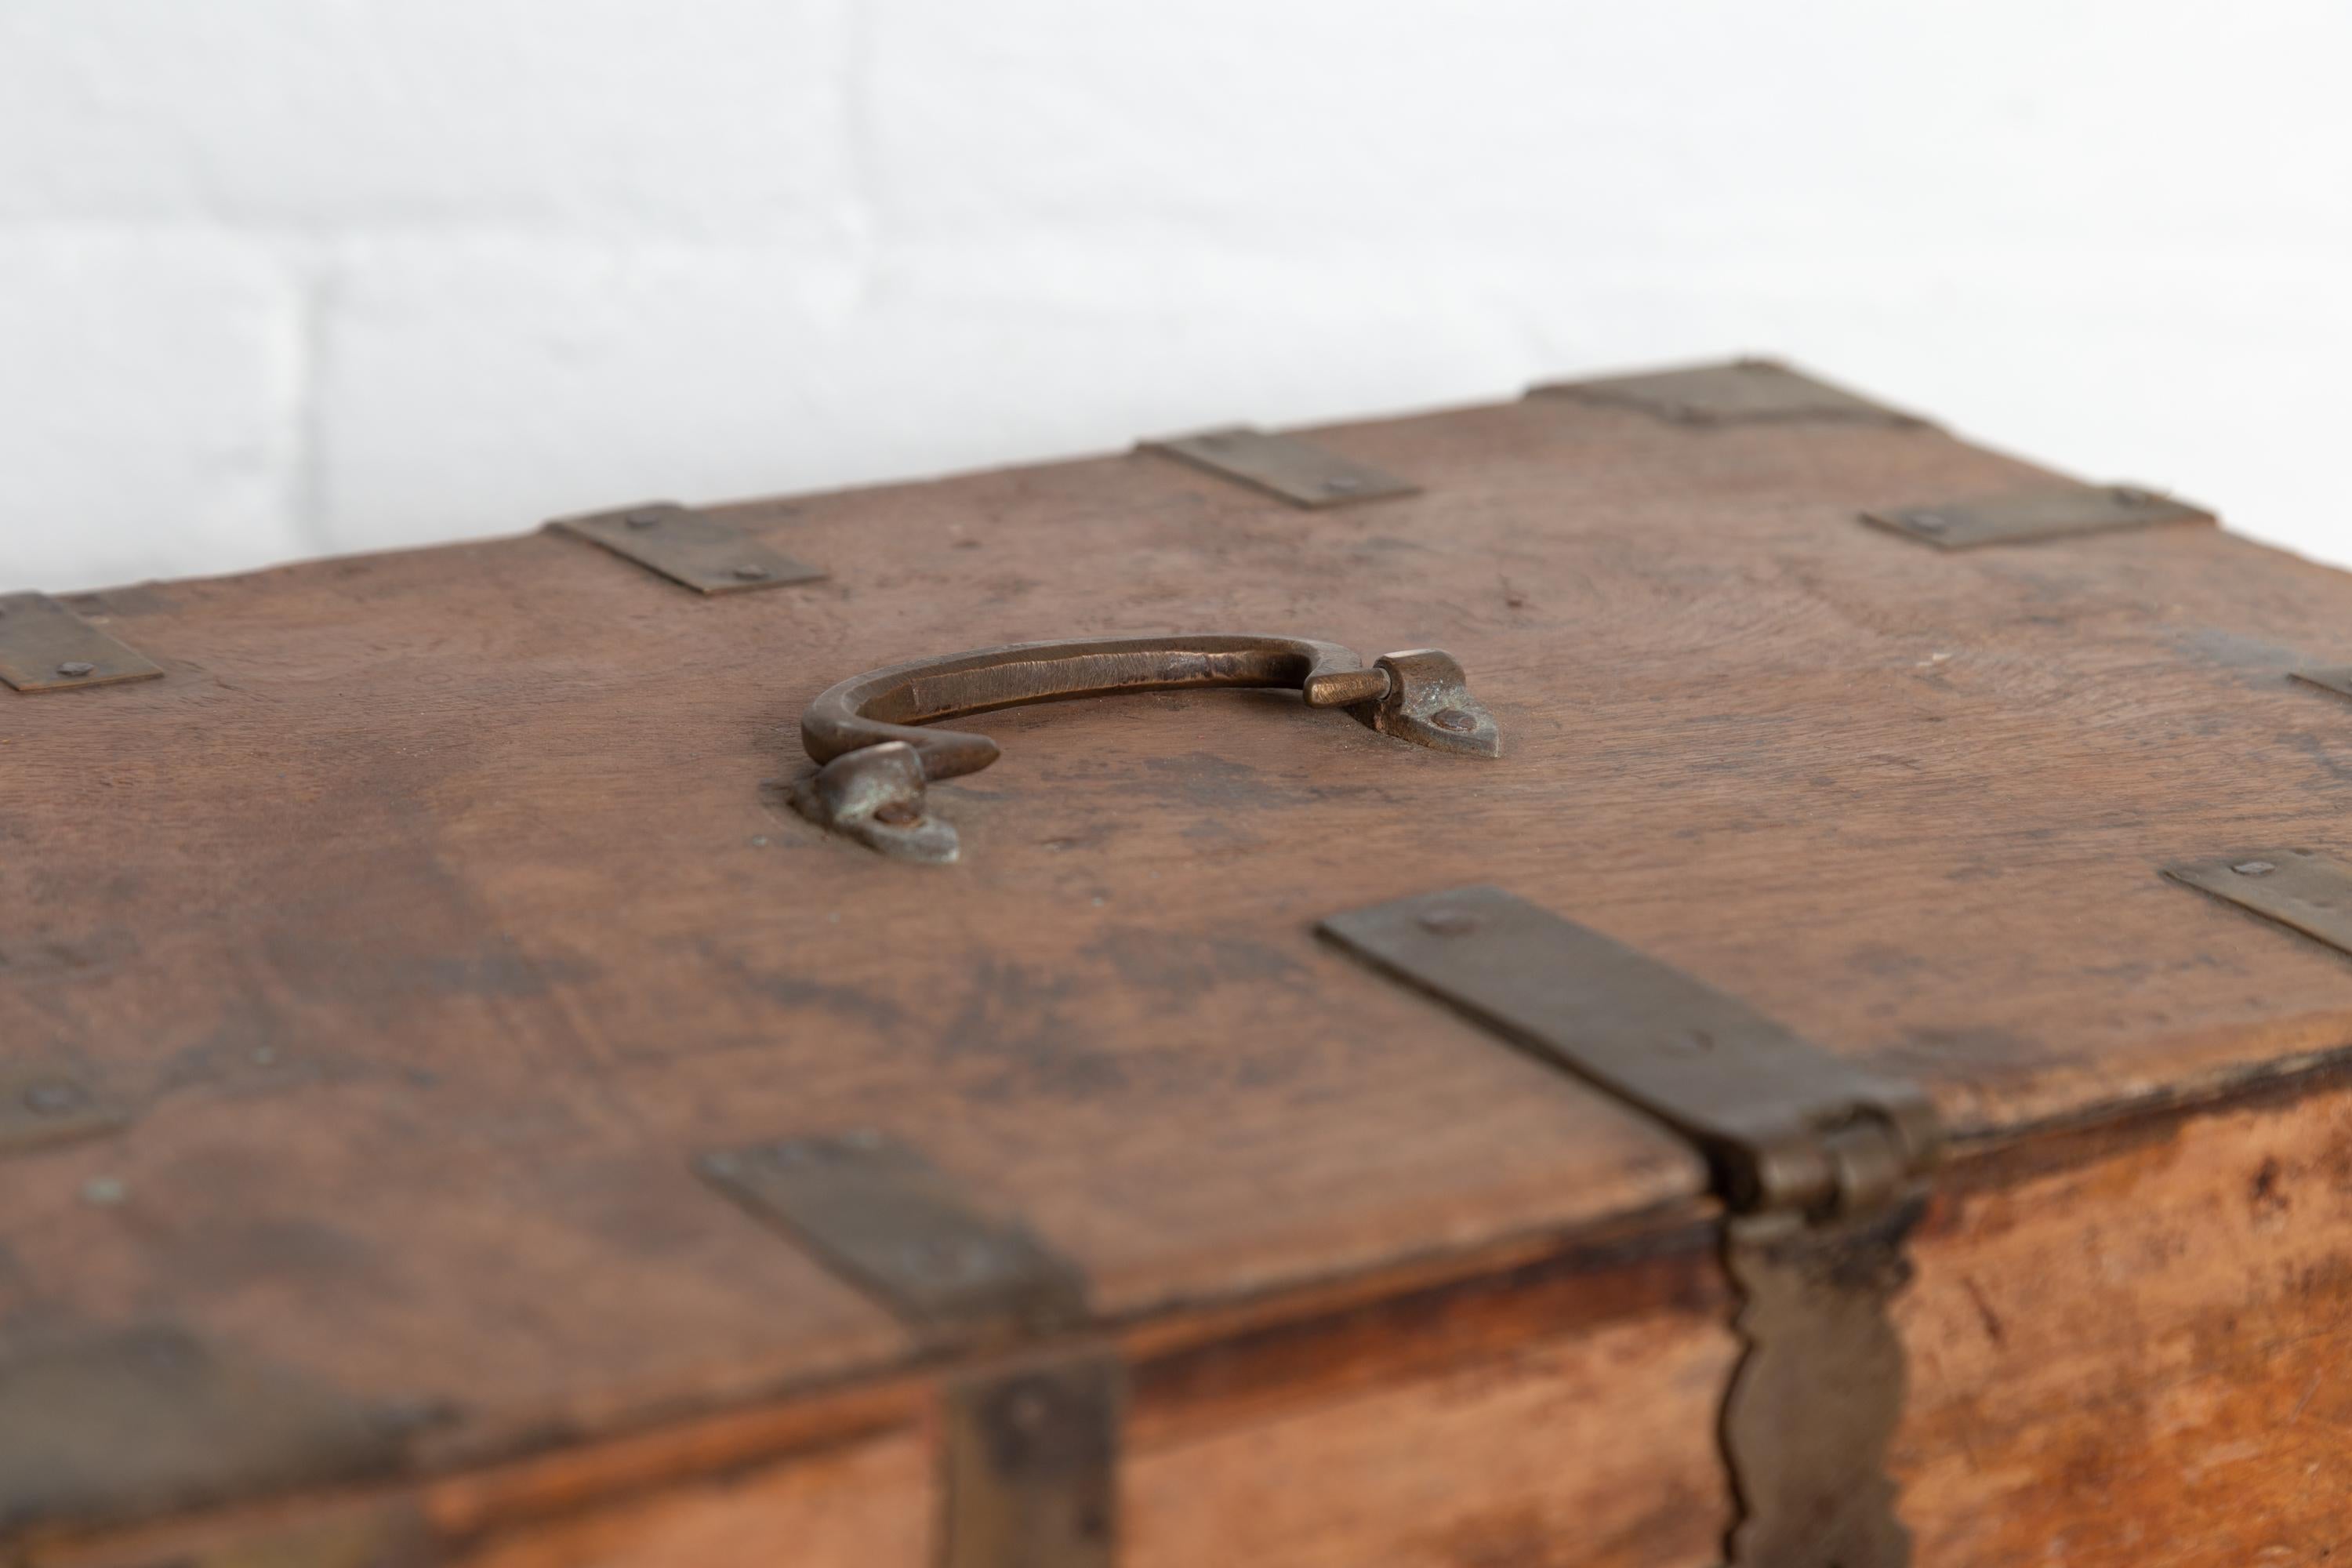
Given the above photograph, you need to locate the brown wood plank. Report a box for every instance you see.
[1896,1074,2352,1563]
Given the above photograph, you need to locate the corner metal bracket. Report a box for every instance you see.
[698,1133,1118,1568]
[1863,485,2213,550]
[0,593,165,694]
[1319,884,1940,1568]
[1142,427,1417,509]
[1528,359,1930,430]
[549,502,827,596]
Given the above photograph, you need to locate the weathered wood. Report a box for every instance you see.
[13,361,2352,1558]
[38,1072,2352,1566]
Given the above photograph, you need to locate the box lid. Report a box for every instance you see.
[8,360,2351,1539]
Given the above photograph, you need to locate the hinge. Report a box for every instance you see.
[1529,359,1930,430]
[1141,427,1418,509]
[1862,485,2212,550]
[1320,884,1940,1568]
[0,593,165,694]
[698,1133,1118,1568]
[549,502,827,595]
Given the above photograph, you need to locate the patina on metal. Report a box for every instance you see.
[1863,485,2213,550]
[789,633,1501,863]
[548,501,826,595]
[0,592,165,694]
[1722,1200,1921,1567]
[697,1133,1118,1568]
[1319,884,1939,1568]
[697,1133,1089,1346]
[2164,849,2352,960]
[1529,359,1929,429]
[0,1065,130,1159]
[940,1353,1120,1568]
[1142,426,1417,509]
[0,1327,425,1538]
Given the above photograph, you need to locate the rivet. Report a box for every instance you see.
[873,801,923,827]
[1417,907,1481,937]
[1323,474,1364,494]
[732,564,771,582]
[1431,708,1477,733]
[56,661,96,678]
[2232,859,2277,877]
[21,1081,85,1116]
[1908,512,1947,534]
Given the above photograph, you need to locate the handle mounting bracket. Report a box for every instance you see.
[788,633,1498,863]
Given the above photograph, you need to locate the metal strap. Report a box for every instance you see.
[1530,360,1928,429]
[1318,884,1936,1214]
[550,502,826,595]
[699,1132,1118,1568]
[2164,849,2352,959]
[1321,884,1936,1568]
[0,592,164,693]
[1862,485,2212,550]
[1142,427,1417,508]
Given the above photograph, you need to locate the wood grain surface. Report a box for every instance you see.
[11,364,2352,1552]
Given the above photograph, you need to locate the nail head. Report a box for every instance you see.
[1418,907,1482,937]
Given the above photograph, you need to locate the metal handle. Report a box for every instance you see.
[789,633,1499,862]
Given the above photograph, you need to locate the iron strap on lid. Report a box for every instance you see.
[698,1133,1119,1568]
[0,593,164,693]
[549,501,826,594]
[1140,426,1417,508]
[1321,884,1940,1568]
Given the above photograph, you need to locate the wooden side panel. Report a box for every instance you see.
[38,1077,2352,1566]
[1125,1307,1729,1568]
[1897,1077,2352,1565]
[444,1429,930,1568]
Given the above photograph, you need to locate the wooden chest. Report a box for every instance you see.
[8,360,2352,1567]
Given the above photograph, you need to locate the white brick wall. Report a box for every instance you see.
[5,0,2350,589]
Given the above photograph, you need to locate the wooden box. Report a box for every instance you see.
[8,360,2352,1567]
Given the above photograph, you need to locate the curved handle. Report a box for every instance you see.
[789,633,1498,862]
